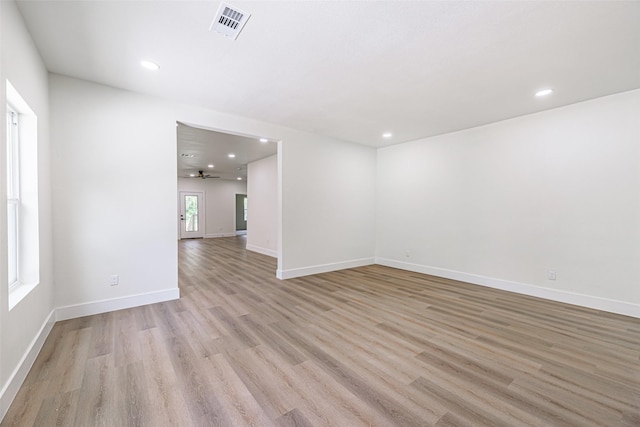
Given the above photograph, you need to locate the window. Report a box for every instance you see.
[6,80,39,308]
[6,105,19,288]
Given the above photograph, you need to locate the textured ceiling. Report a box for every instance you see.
[16,1,640,147]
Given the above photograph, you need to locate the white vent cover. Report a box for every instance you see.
[209,3,251,40]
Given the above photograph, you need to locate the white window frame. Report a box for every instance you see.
[6,79,40,309]
[7,104,20,289]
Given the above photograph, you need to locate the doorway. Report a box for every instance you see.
[236,193,247,233]
[176,121,280,275]
[179,191,205,239]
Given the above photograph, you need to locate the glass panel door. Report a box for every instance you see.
[179,191,204,239]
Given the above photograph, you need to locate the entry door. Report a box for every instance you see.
[179,191,204,239]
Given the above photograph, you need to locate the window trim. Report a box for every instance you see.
[6,79,40,310]
[7,104,20,289]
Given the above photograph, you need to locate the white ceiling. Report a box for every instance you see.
[16,1,640,148]
[177,123,277,180]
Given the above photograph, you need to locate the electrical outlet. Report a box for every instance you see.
[547,270,556,281]
[110,275,119,286]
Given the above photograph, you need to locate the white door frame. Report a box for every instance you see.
[179,191,205,239]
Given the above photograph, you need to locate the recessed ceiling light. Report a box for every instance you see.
[140,60,160,71]
[535,89,553,97]
[259,138,268,143]
[237,177,242,180]
[189,174,195,177]
[382,132,393,138]
[208,164,214,168]
[228,153,236,158]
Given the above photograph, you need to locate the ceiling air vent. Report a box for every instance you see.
[209,2,251,40]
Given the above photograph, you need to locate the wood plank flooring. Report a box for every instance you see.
[3,236,639,426]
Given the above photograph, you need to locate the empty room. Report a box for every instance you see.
[1,1,639,426]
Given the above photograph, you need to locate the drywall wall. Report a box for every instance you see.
[376,89,640,317]
[247,155,277,257]
[0,0,55,416]
[279,136,377,278]
[50,74,377,312]
[177,177,247,237]
[50,76,180,314]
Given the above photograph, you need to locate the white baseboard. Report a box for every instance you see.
[246,244,277,258]
[1,310,55,420]
[376,257,640,319]
[55,288,180,321]
[277,257,374,280]
[205,233,237,239]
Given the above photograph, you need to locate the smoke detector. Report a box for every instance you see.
[209,3,251,40]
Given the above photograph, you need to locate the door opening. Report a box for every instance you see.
[236,193,247,234]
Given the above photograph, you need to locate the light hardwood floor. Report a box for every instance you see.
[3,236,639,426]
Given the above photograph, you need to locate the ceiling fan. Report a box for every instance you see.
[188,170,220,179]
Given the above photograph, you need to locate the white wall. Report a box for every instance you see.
[376,89,640,317]
[50,74,378,308]
[177,177,247,238]
[279,136,377,278]
[50,76,181,315]
[0,0,55,416]
[247,155,277,257]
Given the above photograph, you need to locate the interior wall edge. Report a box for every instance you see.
[376,257,640,319]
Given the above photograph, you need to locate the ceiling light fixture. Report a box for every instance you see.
[382,132,393,138]
[140,60,160,71]
[237,177,242,180]
[535,89,553,97]
[208,164,214,168]
[259,138,268,143]
[228,153,236,158]
[189,174,195,177]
